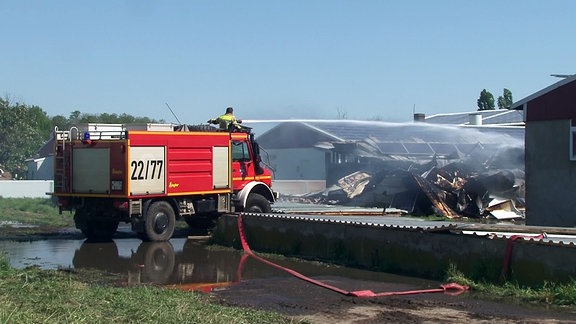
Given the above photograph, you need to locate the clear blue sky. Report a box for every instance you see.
[1,1,574,124]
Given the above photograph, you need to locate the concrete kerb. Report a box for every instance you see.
[212,213,576,286]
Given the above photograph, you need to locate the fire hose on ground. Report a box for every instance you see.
[236,213,469,298]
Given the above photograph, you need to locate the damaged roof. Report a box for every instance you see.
[257,120,524,153]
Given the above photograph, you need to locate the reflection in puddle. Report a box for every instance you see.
[73,238,289,292]
[0,238,439,293]
[0,238,298,292]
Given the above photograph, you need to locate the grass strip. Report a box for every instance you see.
[446,263,576,306]
[0,197,73,227]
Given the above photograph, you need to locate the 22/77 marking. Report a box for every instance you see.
[130,160,163,180]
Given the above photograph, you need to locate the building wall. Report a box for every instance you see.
[525,119,576,227]
[26,156,54,180]
[266,148,325,181]
[525,80,576,122]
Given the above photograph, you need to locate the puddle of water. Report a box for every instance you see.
[0,239,84,269]
[0,238,439,293]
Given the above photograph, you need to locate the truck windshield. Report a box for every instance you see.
[232,141,251,162]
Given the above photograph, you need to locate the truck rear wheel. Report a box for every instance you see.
[141,201,176,242]
[81,221,119,242]
[74,208,119,242]
[245,193,272,213]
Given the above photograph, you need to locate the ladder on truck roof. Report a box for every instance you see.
[53,126,77,193]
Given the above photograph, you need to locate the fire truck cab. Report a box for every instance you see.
[52,123,277,242]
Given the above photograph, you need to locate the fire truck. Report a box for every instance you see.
[52,123,277,242]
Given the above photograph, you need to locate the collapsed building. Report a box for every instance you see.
[255,113,525,220]
[315,141,525,220]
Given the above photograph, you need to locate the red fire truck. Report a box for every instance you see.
[52,123,277,242]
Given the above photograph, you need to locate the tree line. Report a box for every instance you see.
[477,88,513,111]
[1,88,515,178]
[0,97,161,178]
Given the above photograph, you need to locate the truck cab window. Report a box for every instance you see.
[232,141,250,162]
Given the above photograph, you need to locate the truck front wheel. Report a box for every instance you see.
[141,201,176,242]
[245,193,272,213]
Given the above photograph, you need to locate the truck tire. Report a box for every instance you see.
[81,221,119,242]
[142,201,176,242]
[74,208,119,242]
[245,193,272,213]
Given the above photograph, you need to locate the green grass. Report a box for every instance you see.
[0,197,74,227]
[0,253,296,324]
[445,263,576,306]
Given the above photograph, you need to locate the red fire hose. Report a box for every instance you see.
[500,233,545,282]
[237,213,469,298]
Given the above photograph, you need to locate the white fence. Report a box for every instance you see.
[0,180,54,198]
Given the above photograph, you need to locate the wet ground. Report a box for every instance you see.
[0,218,575,323]
[0,235,445,291]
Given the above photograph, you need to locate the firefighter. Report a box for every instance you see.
[207,106,242,130]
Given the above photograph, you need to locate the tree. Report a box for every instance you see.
[497,88,513,110]
[51,115,69,131]
[0,96,163,178]
[0,97,52,177]
[64,112,159,124]
[477,89,495,111]
[68,110,82,124]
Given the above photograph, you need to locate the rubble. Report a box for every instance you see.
[281,145,525,220]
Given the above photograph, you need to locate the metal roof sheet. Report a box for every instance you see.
[425,110,524,125]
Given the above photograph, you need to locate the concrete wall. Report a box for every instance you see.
[213,214,576,286]
[525,120,576,227]
[0,180,54,198]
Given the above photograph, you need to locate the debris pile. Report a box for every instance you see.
[282,146,525,220]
